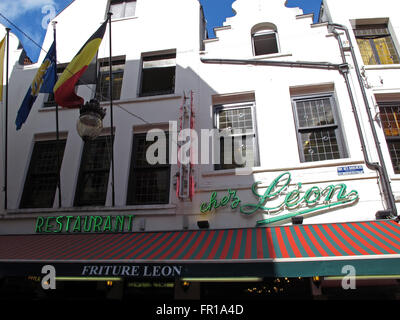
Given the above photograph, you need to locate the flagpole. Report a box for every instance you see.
[52,21,62,208]
[4,28,10,210]
[107,12,115,207]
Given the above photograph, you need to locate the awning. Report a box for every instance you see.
[1,220,399,278]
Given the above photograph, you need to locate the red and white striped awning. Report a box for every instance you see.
[1,220,399,278]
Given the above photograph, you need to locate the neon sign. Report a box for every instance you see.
[35,215,135,233]
[200,172,359,225]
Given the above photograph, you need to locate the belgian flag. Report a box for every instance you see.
[54,20,107,108]
[0,36,6,102]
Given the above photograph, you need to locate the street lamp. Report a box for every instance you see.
[76,99,106,141]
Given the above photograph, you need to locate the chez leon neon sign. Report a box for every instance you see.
[200,172,359,225]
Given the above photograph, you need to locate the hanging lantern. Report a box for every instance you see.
[76,99,106,141]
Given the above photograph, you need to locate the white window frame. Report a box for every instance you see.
[109,0,137,19]
[213,101,260,170]
[292,93,348,163]
[251,28,280,56]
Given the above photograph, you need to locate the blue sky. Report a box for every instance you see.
[0,0,322,63]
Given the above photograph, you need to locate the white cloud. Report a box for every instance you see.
[0,0,57,20]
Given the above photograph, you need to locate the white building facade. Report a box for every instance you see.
[0,0,399,300]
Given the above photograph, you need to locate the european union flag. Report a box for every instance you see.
[15,42,56,130]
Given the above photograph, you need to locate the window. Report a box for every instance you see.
[127,132,170,205]
[96,58,125,101]
[43,92,57,108]
[139,52,176,97]
[214,102,259,170]
[20,140,66,208]
[251,24,279,56]
[378,101,400,173]
[292,94,347,162]
[354,24,400,65]
[43,66,66,108]
[74,136,113,206]
[109,0,136,19]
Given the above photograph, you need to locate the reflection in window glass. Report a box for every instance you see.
[293,95,347,163]
[379,102,400,173]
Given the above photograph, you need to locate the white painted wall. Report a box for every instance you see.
[0,0,398,234]
[321,0,400,202]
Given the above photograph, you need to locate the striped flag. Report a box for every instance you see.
[0,36,6,102]
[54,20,107,108]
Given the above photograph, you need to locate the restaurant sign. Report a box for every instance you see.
[200,172,359,225]
[81,264,183,278]
[35,215,135,233]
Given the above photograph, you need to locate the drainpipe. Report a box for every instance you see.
[328,23,397,218]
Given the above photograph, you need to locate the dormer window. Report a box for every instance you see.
[109,0,136,19]
[251,23,279,56]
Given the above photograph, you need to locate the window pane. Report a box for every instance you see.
[301,129,340,162]
[354,24,400,65]
[75,136,112,206]
[134,133,169,167]
[218,107,253,131]
[378,102,400,174]
[215,103,258,170]
[110,3,124,19]
[97,70,124,101]
[296,98,334,128]
[20,140,66,208]
[127,133,170,205]
[140,54,176,96]
[43,92,57,108]
[96,60,125,101]
[130,169,170,204]
[219,135,256,169]
[387,141,400,174]
[253,33,278,56]
[356,38,378,65]
[379,104,400,137]
[76,172,110,205]
[374,37,400,64]
[293,95,346,163]
[124,1,136,17]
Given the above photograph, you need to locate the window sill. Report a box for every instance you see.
[38,94,183,112]
[1,204,177,219]
[100,94,182,105]
[363,64,400,70]
[111,16,138,23]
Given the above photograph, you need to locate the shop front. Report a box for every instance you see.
[1,218,400,300]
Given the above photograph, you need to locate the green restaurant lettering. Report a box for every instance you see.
[35,215,135,233]
[200,172,359,226]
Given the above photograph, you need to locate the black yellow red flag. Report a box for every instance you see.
[54,20,107,108]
